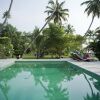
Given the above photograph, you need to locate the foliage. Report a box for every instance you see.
[0,0,13,34]
[12,32,28,57]
[1,24,17,38]
[81,0,100,17]
[31,27,45,58]
[43,23,84,57]
[45,0,69,25]
[2,11,10,19]
[64,34,84,55]
[64,24,75,34]
[90,41,100,60]
[0,37,13,58]
[88,28,100,60]
[81,0,100,34]
[1,24,29,58]
[43,23,66,58]
[0,21,84,59]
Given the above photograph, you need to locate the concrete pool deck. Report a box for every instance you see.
[0,59,16,70]
[0,58,100,76]
[64,58,100,76]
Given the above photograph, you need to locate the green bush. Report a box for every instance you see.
[0,37,13,58]
[93,41,100,60]
[14,50,23,56]
[89,33,100,60]
[0,37,11,44]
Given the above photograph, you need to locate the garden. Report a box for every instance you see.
[0,0,100,60]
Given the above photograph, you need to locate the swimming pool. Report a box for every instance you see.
[0,61,100,100]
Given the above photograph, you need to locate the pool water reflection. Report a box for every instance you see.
[0,61,100,100]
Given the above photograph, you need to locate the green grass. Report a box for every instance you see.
[22,53,68,59]
[22,53,36,59]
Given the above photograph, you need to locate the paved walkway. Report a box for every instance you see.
[0,58,100,76]
[0,59,15,71]
[63,58,100,76]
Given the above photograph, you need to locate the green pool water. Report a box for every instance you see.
[0,61,100,100]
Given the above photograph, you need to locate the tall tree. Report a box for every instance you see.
[43,23,67,58]
[32,27,44,58]
[45,0,69,25]
[64,24,75,34]
[81,0,100,36]
[0,0,13,35]
[24,0,69,53]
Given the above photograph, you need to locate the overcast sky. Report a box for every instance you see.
[0,0,100,35]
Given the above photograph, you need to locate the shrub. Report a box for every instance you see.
[93,41,100,60]
[89,33,100,60]
[0,37,13,58]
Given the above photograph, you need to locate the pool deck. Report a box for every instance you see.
[0,59,16,71]
[0,58,100,76]
[64,58,100,76]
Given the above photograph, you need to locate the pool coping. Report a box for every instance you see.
[0,59,65,71]
[0,58,100,77]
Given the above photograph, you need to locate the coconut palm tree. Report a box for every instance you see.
[86,27,100,44]
[45,0,69,25]
[0,0,13,35]
[81,0,100,36]
[64,24,75,34]
[24,0,69,53]
[32,27,45,58]
[2,0,13,25]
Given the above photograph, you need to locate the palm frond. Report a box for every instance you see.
[81,0,91,6]
[95,27,100,33]
[45,0,69,25]
[44,10,53,13]
[2,11,10,19]
[61,9,69,12]
[48,0,54,5]
[59,1,65,7]
[61,15,67,21]
[56,0,59,5]
[62,13,69,17]
[46,6,54,10]
[45,15,54,21]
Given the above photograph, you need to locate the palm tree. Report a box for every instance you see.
[86,27,100,44]
[32,27,44,58]
[81,0,100,36]
[64,24,75,34]
[0,0,13,35]
[24,0,69,53]
[85,30,95,45]
[45,0,69,25]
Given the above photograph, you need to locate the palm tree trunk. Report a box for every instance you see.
[39,79,49,92]
[83,73,94,95]
[0,83,9,100]
[0,0,13,35]
[85,15,95,36]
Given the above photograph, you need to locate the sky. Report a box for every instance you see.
[0,0,100,35]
